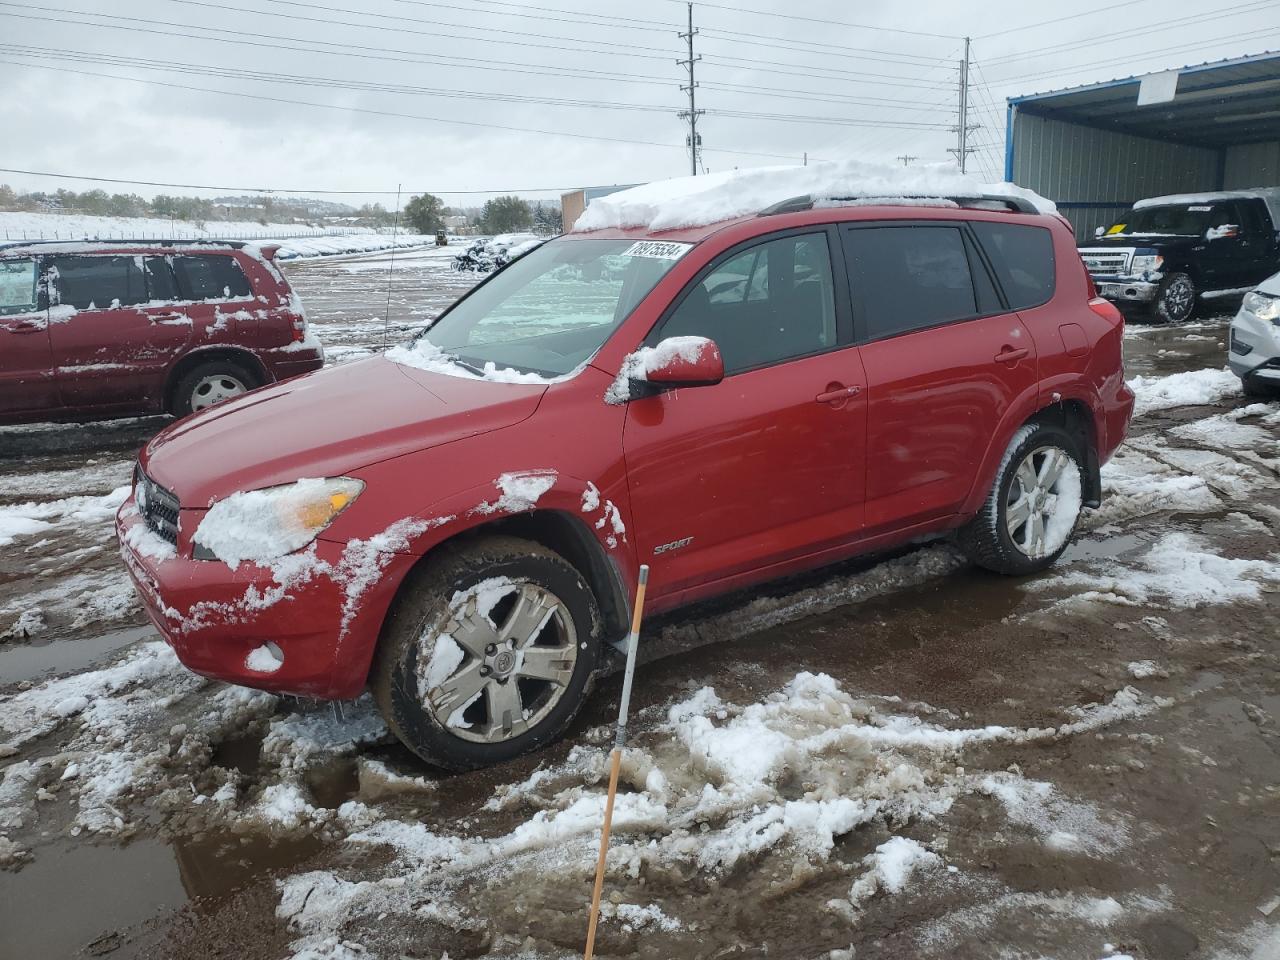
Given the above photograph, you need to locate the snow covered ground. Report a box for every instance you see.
[0,269,1277,959]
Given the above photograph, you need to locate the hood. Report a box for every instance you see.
[1082,234,1201,253]
[142,356,546,507]
[1254,270,1280,297]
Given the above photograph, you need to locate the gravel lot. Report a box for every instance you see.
[1,246,1276,960]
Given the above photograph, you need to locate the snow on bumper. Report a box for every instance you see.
[116,500,416,699]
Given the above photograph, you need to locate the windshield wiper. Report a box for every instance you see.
[447,353,488,376]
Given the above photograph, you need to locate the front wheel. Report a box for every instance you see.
[371,536,603,771]
[1150,272,1196,323]
[957,424,1085,575]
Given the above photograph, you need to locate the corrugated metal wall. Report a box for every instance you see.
[1011,112,1219,237]
[1224,141,1280,188]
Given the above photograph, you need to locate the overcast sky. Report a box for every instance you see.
[1,0,1275,206]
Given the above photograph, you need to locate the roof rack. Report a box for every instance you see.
[758,194,1041,216]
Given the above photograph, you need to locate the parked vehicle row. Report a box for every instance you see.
[117,194,1133,770]
[0,240,324,424]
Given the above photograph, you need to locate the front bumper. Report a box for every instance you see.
[116,498,415,699]
[1093,277,1159,303]
[1228,310,1280,382]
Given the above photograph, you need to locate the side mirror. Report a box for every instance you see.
[633,336,725,388]
[1094,226,1105,238]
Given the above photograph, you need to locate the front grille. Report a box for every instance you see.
[1078,248,1132,277]
[135,465,180,545]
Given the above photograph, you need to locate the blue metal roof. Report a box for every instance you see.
[1007,50,1280,148]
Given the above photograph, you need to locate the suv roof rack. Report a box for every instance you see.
[757,194,1041,216]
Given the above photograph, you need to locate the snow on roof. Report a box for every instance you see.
[571,159,1055,233]
[1134,188,1280,220]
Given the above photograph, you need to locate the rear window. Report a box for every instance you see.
[50,256,147,310]
[971,222,1056,310]
[172,255,253,301]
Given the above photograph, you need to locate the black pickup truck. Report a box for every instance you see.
[1077,189,1280,322]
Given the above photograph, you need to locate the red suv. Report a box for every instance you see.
[117,195,1133,770]
[0,240,323,423]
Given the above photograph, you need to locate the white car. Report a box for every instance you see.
[1229,271,1280,397]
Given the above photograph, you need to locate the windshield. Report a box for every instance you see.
[401,237,691,378]
[1106,203,1223,237]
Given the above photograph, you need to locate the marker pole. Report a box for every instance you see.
[583,564,649,960]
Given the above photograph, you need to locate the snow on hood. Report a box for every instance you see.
[1253,270,1280,297]
[572,159,1056,233]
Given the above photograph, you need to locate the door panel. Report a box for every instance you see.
[841,222,1039,533]
[622,228,866,599]
[48,255,192,408]
[623,348,867,598]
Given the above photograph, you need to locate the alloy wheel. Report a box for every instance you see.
[1163,276,1194,322]
[423,581,578,744]
[1005,445,1076,559]
[191,374,248,410]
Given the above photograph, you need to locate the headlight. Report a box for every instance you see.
[1243,291,1280,323]
[1130,254,1163,275]
[193,477,364,567]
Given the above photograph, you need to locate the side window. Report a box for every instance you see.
[143,257,179,302]
[172,255,253,301]
[49,256,147,310]
[970,221,1056,310]
[1236,200,1265,237]
[842,226,977,340]
[658,232,838,374]
[0,259,39,316]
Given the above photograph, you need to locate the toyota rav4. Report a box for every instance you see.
[117,191,1133,770]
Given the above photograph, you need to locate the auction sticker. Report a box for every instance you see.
[623,241,693,260]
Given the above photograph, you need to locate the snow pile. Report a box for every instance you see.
[451,233,544,273]
[0,210,398,243]
[385,337,566,384]
[574,159,1055,232]
[273,672,1154,957]
[1128,368,1240,416]
[265,234,434,261]
[0,485,129,548]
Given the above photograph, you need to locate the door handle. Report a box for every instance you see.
[995,346,1029,364]
[6,320,44,335]
[815,383,862,404]
[149,312,186,324]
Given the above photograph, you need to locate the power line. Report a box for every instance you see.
[656,0,961,40]
[0,57,813,162]
[0,165,574,196]
[389,0,681,33]
[975,0,1148,39]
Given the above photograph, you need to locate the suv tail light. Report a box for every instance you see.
[291,314,306,343]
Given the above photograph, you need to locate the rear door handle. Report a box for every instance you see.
[149,312,186,324]
[815,384,862,404]
[995,346,1030,364]
[6,320,44,335]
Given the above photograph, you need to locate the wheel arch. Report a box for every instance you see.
[163,347,270,413]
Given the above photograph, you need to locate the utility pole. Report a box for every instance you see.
[677,2,704,175]
[896,154,917,167]
[948,36,980,173]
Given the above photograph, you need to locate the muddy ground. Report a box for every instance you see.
[0,248,1276,960]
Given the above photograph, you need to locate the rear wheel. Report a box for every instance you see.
[171,360,258,416]
[957,423,1085,575]
[371,536,603,771]
[1150,272,1196,324]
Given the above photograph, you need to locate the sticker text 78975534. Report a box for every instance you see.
[623,241,694,261]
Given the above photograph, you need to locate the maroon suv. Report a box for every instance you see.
[0,240,324,424]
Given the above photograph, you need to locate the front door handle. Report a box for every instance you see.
[815,383,862,404]
[149,312,186,324]
[995,346,1030,364]
[6,320,44,335]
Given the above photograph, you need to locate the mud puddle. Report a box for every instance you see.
[0,625,155,686]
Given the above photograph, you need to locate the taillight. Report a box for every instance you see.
[290,314,306,342]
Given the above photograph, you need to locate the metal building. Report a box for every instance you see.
[1005,51,1280,236]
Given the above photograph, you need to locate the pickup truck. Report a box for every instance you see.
[1077,189,1280,322]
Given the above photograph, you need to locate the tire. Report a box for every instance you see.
[1149,272,1196,324]
[371,536,603,771]
[957,423,1085,575]
[1242,376,1280,399]
[171,360,258,416]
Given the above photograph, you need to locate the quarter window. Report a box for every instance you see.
[172,255,253,301]
[971,221,1056,310]
[49,256,147,310]
[0,259,39,316]
[659,232,838,374]
[842,226,977,339]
